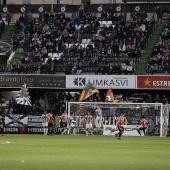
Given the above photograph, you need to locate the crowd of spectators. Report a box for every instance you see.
[1,7,169,115]
[7,7,154,75]
[0,89,169,116]
[146,22,170,74]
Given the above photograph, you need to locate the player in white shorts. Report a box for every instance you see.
[95,106,103,133]
[68,113,76,135]
[85,112,93,136]
[41,110,48,135]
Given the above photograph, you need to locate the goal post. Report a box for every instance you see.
[67,102,169,137]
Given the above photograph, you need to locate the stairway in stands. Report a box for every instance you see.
[10,50,25,65]
[0,24,15,42]
[135,24,164,75]
[0,24,15,68]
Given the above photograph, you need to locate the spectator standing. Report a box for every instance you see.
[78,4,85,20]
[156,5,164,24]
[0,20,5,34]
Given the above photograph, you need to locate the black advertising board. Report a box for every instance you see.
[0,75,65,88]
[4,114,62,134]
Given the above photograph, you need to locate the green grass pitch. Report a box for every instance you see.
[0,134,170,170]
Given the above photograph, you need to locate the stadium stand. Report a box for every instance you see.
[0,9,155,75]
[0,3,170,114]
[146,22,170,75]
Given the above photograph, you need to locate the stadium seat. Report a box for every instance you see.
[84,44,88,48]
[58,53,63,57]
[86,39,91,43]
[102,21,107,25]
[82,39,87,43]
[53,53,59,58]
[80,44,85,48]
[65,44,69,48]
[45,58,48,62]
[107,21,112,25]
[68,44,72,48]
[48,53,53,57]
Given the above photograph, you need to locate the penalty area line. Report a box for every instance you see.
[0,141,11,144]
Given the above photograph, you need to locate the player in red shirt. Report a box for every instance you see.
[47,112,54,135]
[61,110,68,135]
[137,115,147,137]
[115,112,125,139]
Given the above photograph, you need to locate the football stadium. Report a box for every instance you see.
[0,0,170,170]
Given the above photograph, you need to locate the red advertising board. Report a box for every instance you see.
[137,76,170,89]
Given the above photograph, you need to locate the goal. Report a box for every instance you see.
[67,102,169,137]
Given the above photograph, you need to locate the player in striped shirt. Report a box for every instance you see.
[85,112,93,136]
[68,113,76,135]
[95,106,103,133]
[41,110,48,135]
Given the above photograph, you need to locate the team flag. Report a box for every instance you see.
[79,82,99,102]
[105,88,114,102]
[105,88,122,103]
[15,83,32,106]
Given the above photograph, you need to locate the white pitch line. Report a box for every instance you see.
[0,141,11,144]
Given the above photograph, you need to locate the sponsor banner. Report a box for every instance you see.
[26,127,62,134]
[3,126,62,134]
[103,125,144,136]
[33,75,65,88]
[4,127,19,133]
[137,76,170,89]
[66,75,136,89]
[0,75,65,88]
[4,126,27,134]
[4,115,62,134]
[27,127,44,133]
[28,115,43,127]
[5,115,28,127]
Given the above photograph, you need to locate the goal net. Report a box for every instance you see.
[68,102,169,137]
